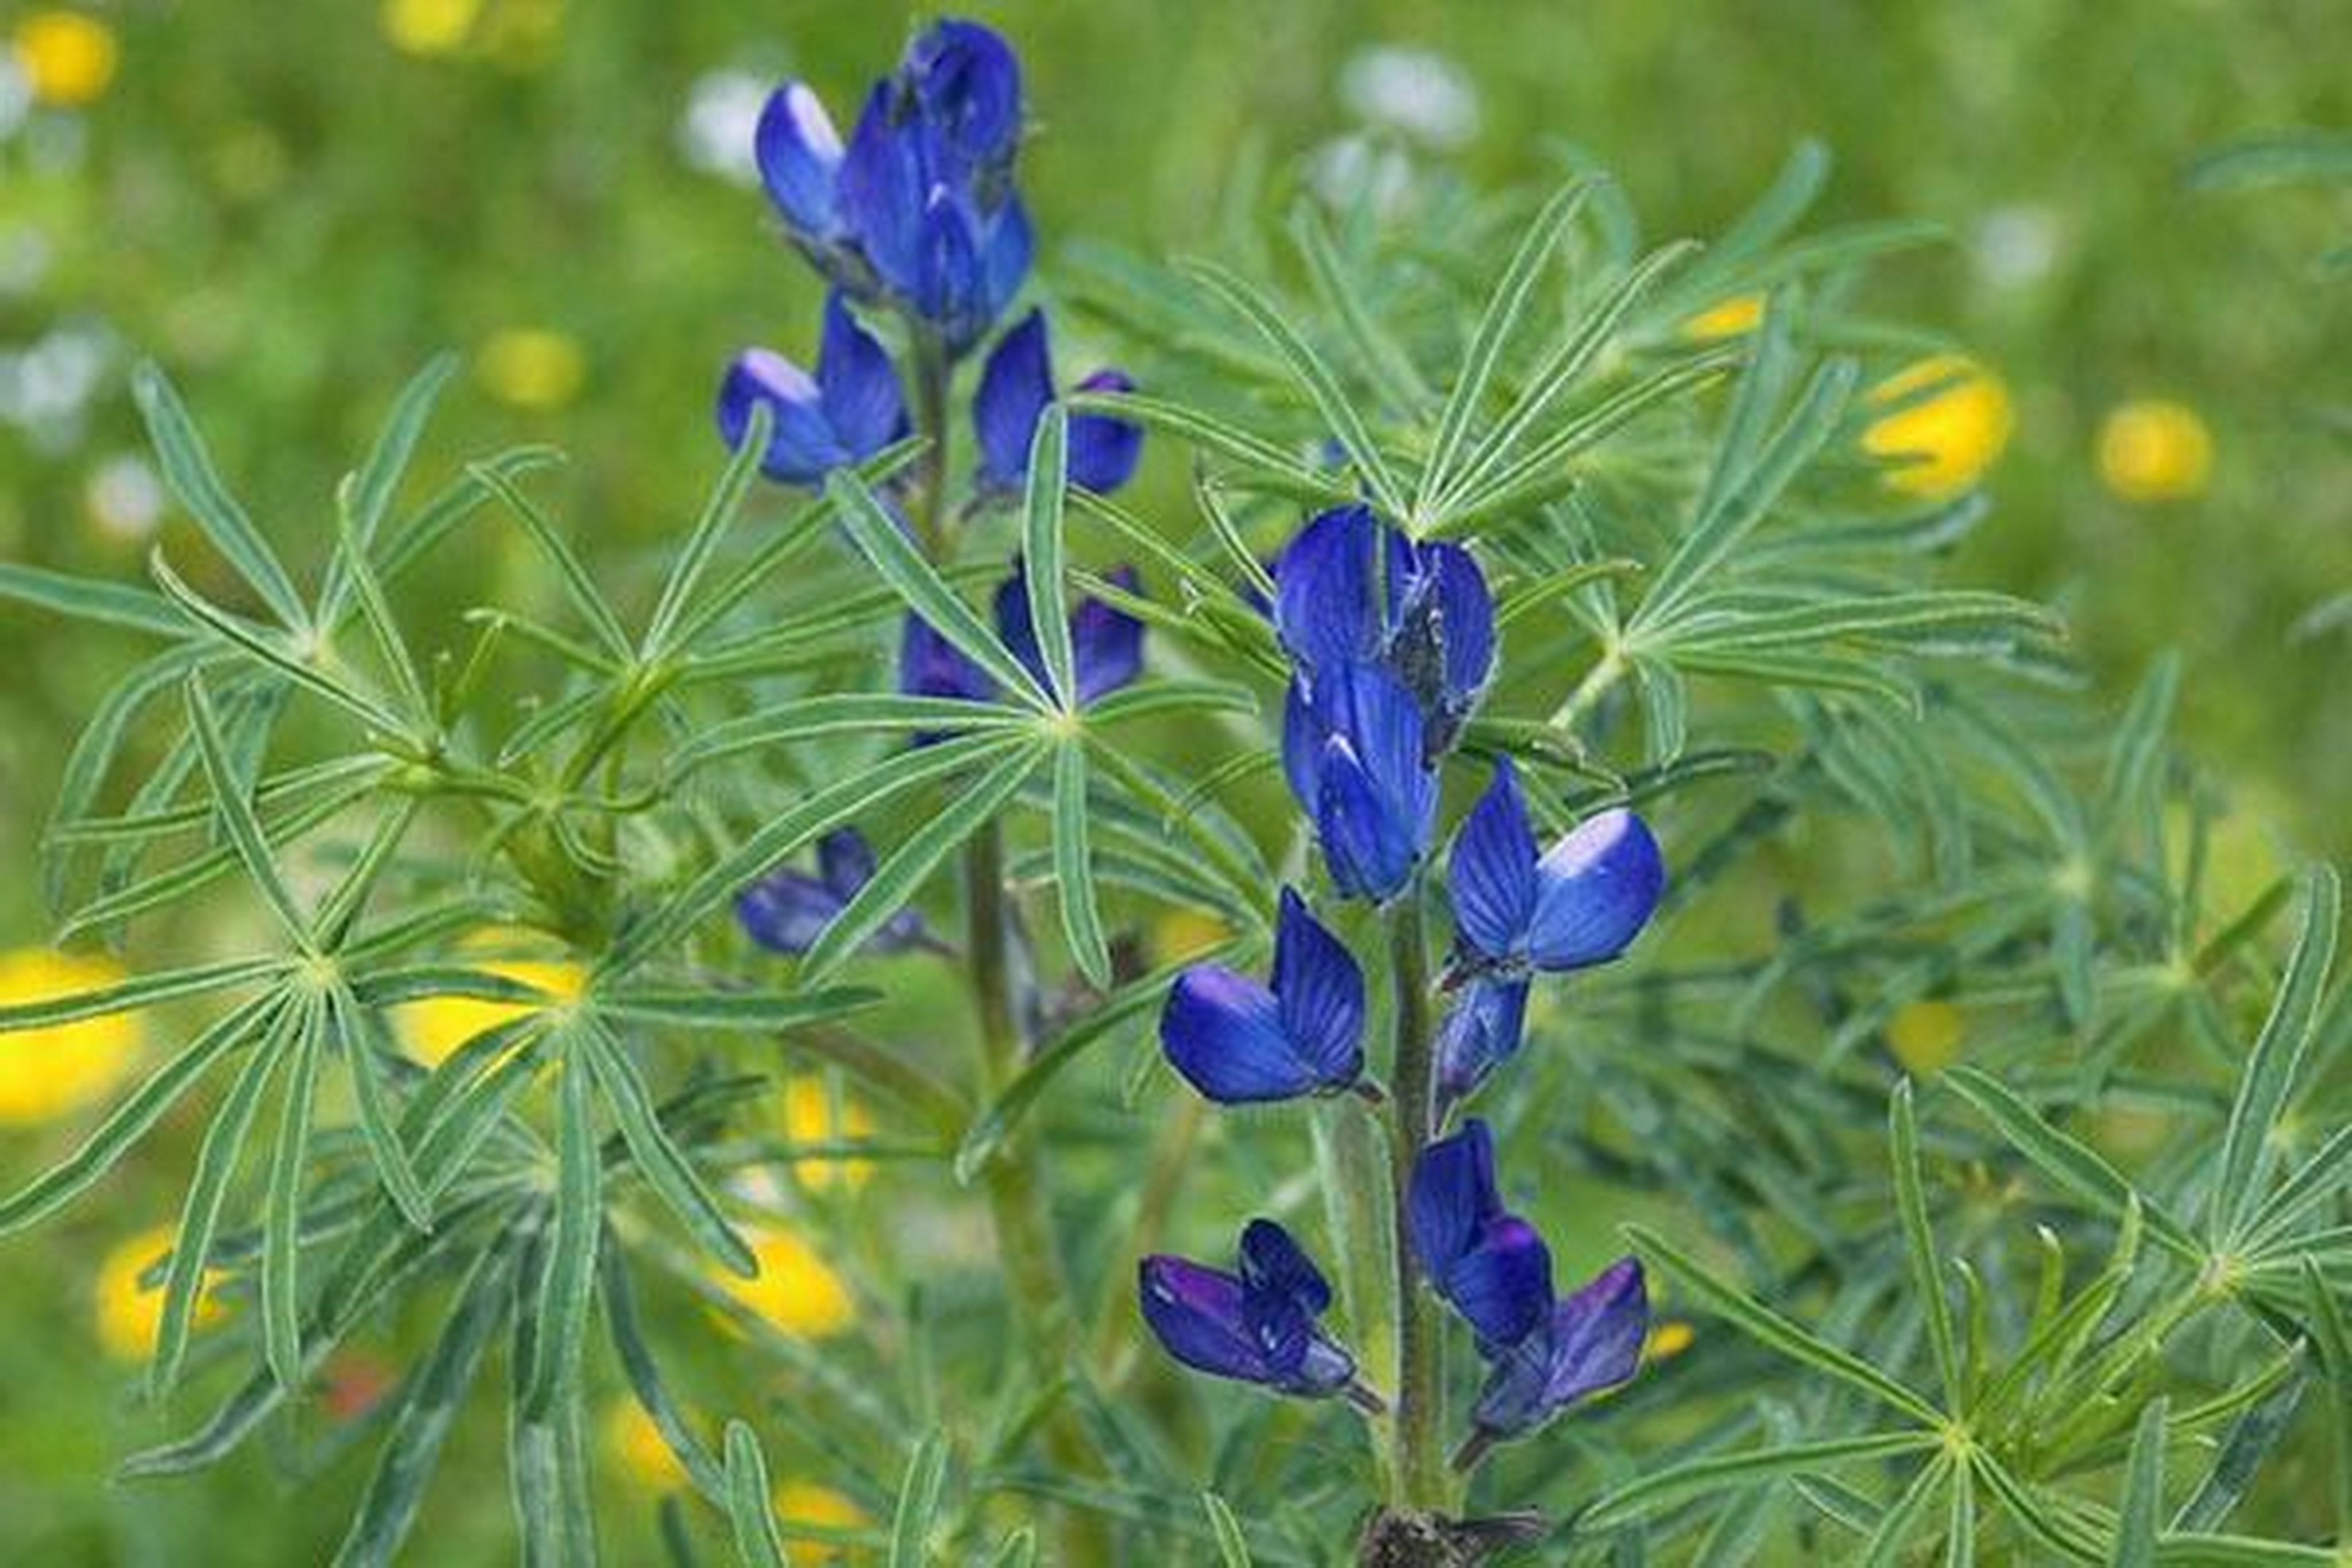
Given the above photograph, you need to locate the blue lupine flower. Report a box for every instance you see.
[1448,757,1665,977]
[1139,1218,1368,1401]
[1469,1256,1648,1442]
[751,20,1030,351]
[972,309,1144,494]
[1282,661,1438,903]
[1433,975,1530,1108]
[1160,888,1365,1103]
[717,293,908,485]
[1272,504,1496,754]
[735,828,935,955]
[898,565,1144,708]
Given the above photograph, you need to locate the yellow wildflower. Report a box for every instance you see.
[775,1481,871,1563]
[1150,908,1231,965]
[381,0,481,57]
[393,955,584,1067]
[603,1399,690,1491]
[11,11,118,107]
[0,948,145,1125]
[1863,354,2014,499]
[2097,400,2212,503]
[778,1077,876,1193]
[1886,999,1967,1075]
[715,1227,856,1339]
[478,328,587,412]
[94,1224,225,1361]
[1681,293,1764,342]
[1645,1320,1696,1362]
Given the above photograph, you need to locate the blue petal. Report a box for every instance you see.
[1448,758,1538,963]
[815,293,907,461]
[1239,1217,1333,1315]
[1270,888,1365,1090]
[734,869,844,955]
[816,828,876,899]
[1429,542,1496,716]
[1139,1256,1271,1384]
[1408,1118,1504,1281]
[717,349,845,485]
[903,19,1023,178]
[1311,664,1435,902]
[899,611,995,704]
[976,196,1033,332]
[1067,369,1144,491]
[1274,506,1380,671]
[1280,676,1323,814]
[755,83,845,240]
[914,190,984,339]
[1435,977,1530,1106]
[973,309,1053,491]
[1540,1257,1648,1407]
[1526,809,1666,971]
[1159,965,1318,1103]
[989,569,1046,693]
[1071,566,1144,703]
[1443,1214,1554,1356]
[835,83,926,295]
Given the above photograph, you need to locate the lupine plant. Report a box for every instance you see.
[2,16,2346,1567]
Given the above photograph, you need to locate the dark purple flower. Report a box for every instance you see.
[717,293,907,486]
[972,310,1144,494]
[1449,758,1665,976]
[1434,976,1530,1108]
[1159,888,1364,1104]
[1407,1119,1553,1354]
[1139,1218,1366,1400]
[898,566,1144,709]
[735,828,934,955]
[1282,662,1438,903]
[1273,504,1495,754]
[1470,1257,1648,1441]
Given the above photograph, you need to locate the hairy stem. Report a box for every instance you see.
[1386,882,1448,1512]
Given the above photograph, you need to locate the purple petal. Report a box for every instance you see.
[1311,664,1435,902]
[1444,1214,1554,1354]
[816,828,876,899]
[1139,1256,1270,1384]
[899,611,995,704]
[717,349,846,485]
[1274,506,1381,672]
[755,83,845,240]
[1280,676,1324,813]
[1071,566,1144,704]
[1067,369,1143,492]
[1239,1218,1333,1315]
[1429,543,1497,716]
[1541,1257,1649,1407]
[973,309,1053,490]
[1408,1118,1505,1281]
[835,83,926,295]
[816,293,907,461]
[1448,758,1538,963]
[1435,976,1530,1106]
[976,196,1033,332]
[903,19,1023,176]
[1526,809,1665,971]
[1159,965,1318,1104]
[1270,888,1365,1090]
[734,870,845,955]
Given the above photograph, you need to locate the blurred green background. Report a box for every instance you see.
[0,0,2344,1561]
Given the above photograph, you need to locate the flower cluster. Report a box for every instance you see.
[1141,502,1665,1464]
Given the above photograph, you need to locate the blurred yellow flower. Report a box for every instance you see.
[2097,399,2212,503]
[1645,1319,1695,1362]
[775,1481,871,1563]
[1863,354,2014,499]
[393,955,584,1067]
[381,0,481,57]
[481,0,566,71]
[715,1227,856,1339]
[1681,293,1764,342]
[1150,908,1231,965]
[11,11,118,107]
[1886,999,1967,1075]
[0,948,145,1125]
[94,1224,225,1361]
[603,1399,690,1490]
[478,328,587,412]
[779,1077,876,1193]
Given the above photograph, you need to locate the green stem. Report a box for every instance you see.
[1385,883,1448,1512]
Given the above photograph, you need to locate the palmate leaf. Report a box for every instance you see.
[150,549,407,735]
[2208,864,2339,1248]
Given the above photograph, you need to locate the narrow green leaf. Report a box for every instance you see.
[262,1005,323,1389]
[1063,388,1350,501]
[42,644,212,913]
[1022,402,1078,708]
[644,401,770,658]
[373,443,564,589]
[1624,1224,1943,1425]
[1970,1452,2100,1562]
[800,741,1044,987]
[0,562,188,638]
[2211,865,2339,1245]
[1417,176,1595,518]
[527,1039,602,1416]
[2114,1399,2170,1567]
[1891,1081,1963,1409]
[1183,260,1409,518]
[723,1422,790,1568]
[1291,202,1431,410]
[332,480,432,722]
[1663,590,2061,655]
[827,467,1051,710]
[469,462,633,661]
[319,354,458,625]
[601,1251,726,1499]
[1857,1454,1948,1567]
[580,1018,755,1277]
[1947,1459,1976,1568]
[2300,1257,2352,1532]
[185,672,311,944]
[0,954,284,1033]
[2171,1357,2309,1534]
[888,1431,950,1568]
[1052,740,1112,989]
[149,549,404,734]
[1202,1492,1255,1566]
[328,979,435,1230]
[665,694,1031,781]
[133,361,308,629]
[1579,1431,1939,1530]
[595,986,884,1034]
[2151,1537,2336,1566]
